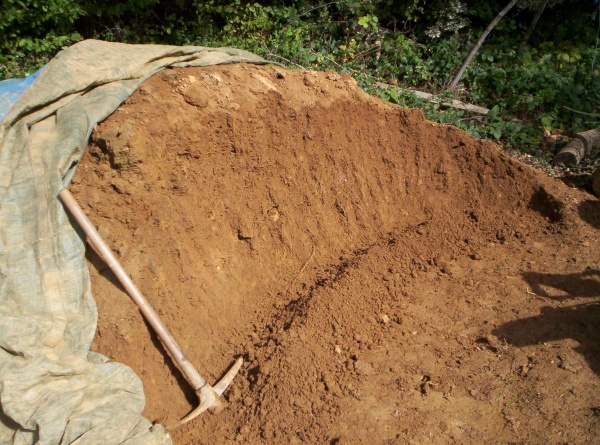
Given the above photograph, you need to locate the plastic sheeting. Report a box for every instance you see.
[0,67,44,122]
[0,40,265,444]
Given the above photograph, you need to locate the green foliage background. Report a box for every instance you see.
[1,0,598,158]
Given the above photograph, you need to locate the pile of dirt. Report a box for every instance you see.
[70,63,600,444]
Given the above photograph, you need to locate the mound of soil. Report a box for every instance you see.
[70,64,600,444]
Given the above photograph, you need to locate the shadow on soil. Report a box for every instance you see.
[85,246,123,290]
[493,269,600,375]
[528,186,565,222]
[558,174,593,195]
[578,199,600,229]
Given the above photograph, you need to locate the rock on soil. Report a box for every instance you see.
[70,64,600,444]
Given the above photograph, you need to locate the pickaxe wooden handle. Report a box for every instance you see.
[59,189,242,426]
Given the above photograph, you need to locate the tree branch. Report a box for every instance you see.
[449,0,521,91]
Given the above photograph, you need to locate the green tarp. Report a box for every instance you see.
[0,40,265,445]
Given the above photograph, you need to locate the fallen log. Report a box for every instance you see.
[400,88,491,115]
[375,83,491,115]
[553,128,600,165]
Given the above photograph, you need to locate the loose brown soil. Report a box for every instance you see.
[70,63,600,445]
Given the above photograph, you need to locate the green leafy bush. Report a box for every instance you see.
[0,0,84,78]
[464,43,599,133]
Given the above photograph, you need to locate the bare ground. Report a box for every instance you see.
[69,63,600,445]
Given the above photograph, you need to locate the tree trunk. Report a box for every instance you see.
[449,0,521,91]
[553,128,600,165]
[521,0,548,48]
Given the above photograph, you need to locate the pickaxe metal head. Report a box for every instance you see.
[178,357,244,425]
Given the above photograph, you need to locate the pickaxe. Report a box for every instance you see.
[59,189,242,426]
